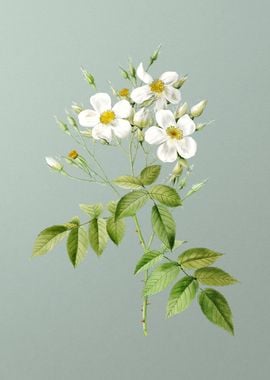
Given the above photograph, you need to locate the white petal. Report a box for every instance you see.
[78,109,99,127]
[92,123,112,143]
[154,96,167,110]
[159,71,179,85]
[90,93,111,113]
[130,85,152,104]
[155,109,176,129]
[145,126,167,145]
[164,86,181,104]
[157,140,178,163]
[136,62,153,84]
[176,136,197,159]
[112,100,131,119]
[111,119,131,139]
[177,114,196,136]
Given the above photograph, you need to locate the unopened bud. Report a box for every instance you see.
[71,103,83,114]
[150,45,161,64]
[175,102,189,119]
[190,100,207,117]
[67,115,78,128]
[128,61,136,79]
[172,161,183,176]
[45,157,63,172]
[54,117,70,135]
[119,67,130,79]
[133,108,151,128]
[80,129,92,138]
[81,68,96,88]
[196,123,207,131]
[173,75,188,89]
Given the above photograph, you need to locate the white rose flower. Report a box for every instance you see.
[78,93,132,143]
[130,63,181,109]
[145,110,197,163]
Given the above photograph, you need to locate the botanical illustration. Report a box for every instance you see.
[33,47,238,336]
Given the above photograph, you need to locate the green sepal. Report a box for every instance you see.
[185,179,208,198]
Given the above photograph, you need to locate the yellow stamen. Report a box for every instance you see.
[166,126,183,140]
[118,88,129,97]
[100,110,115,125]
[150,79,165,94]
[68,150,79,159]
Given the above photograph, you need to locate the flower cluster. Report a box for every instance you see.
[36,50,237,337]
[77,61,204,163]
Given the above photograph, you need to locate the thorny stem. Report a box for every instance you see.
[133,214,149,336]
[128,133,150,335]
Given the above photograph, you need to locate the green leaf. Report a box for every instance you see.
[67,227,88,267]
[149,185,182,207]
[79,203,103,218]
[198,288,234,335]
[140,165,161,185]
[32,225,69,256]
[179,248,223,269]
[195,267,238,286]
[173,240,187,250]
[151,204,175,250]
[107,201,117,214]
[115,190,149,219]
[144,262,180,296]
[89,218,108,256]
[185,179,208,198]
[166,276,198,318]
[106,216,125,245]
[65,217,80,229]
[113,176,143,190]
[134,250,163,275]
[161,240,187,255]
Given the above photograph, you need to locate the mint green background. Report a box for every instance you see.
[1,1,269,379]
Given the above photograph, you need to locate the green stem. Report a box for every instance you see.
[133,214,148,336]
[129,133,135,176]
[62,172,95,183]
[72,128,120,196]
